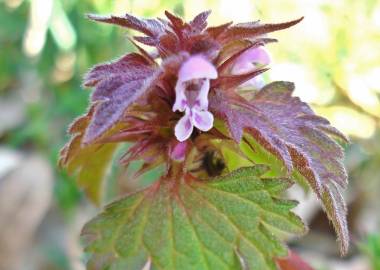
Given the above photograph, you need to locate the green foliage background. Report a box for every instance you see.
[0,0,379,269]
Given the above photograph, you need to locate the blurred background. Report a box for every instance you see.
[0,0,379,269]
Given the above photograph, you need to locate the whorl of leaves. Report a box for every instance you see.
[59,10,349,256]
[73,11,304,144]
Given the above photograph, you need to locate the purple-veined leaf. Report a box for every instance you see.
[82,53,158,144]
[87,13,167,41]
[189,10,211,32]
[210,81,349,254]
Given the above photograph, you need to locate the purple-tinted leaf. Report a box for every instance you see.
[83,53,157,144]
[212,81,347,189]
[212,68,269,91]
[321,183,349,255]
[87,13,166,39]
[129,39,157,64]
[217,17,303,44]
[206,22,233,39]
[157,32,180,57]
[133,36,158,47]
[84,53,151,88]
[210,81,349,253]
[164,10,184,31]
[211,90,294,173]
[190,10,211,32]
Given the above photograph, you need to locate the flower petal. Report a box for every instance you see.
[195,79,210,110]
[170,141,188,161]
[241,75,265,89]
[191,109,214,131]
[173,80,187,112]
[175,111,194,141]
[178,55,217,83]
[233,46,271,74]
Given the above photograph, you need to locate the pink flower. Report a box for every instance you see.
[173,55,218,142]
[169,141,188,161]
[232,46,271,89]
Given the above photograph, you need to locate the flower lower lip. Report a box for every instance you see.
[173,55,217,141]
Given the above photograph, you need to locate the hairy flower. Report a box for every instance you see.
[173,55,217,141]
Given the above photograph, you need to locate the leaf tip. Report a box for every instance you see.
[86,13,105,21]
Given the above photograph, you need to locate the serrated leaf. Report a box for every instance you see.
[83,53,157,144]
[82,165,306,270]
[210,81,349,254]
[321,182,349,254]
[73,142,117,204]
[217,17,303,44]
[189,10,211,32]
[242,135,349,254]
[59,109,119,205]
[87,13,167,42]
[211,81,349,191]
[60,140,117,205]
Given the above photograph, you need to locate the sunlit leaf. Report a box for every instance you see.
[217,17,304,44]
[59,108,119,205]
[211,81,349,253]
[83,53,158,144]
[82,165,306,270]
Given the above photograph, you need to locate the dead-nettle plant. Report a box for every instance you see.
[59,10,349,270]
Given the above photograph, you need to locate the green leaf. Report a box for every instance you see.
[240,135,348,254]
[82,165,306,270]
[240,135,310,190]
[61,134,118,205]
[59,107,120,205]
